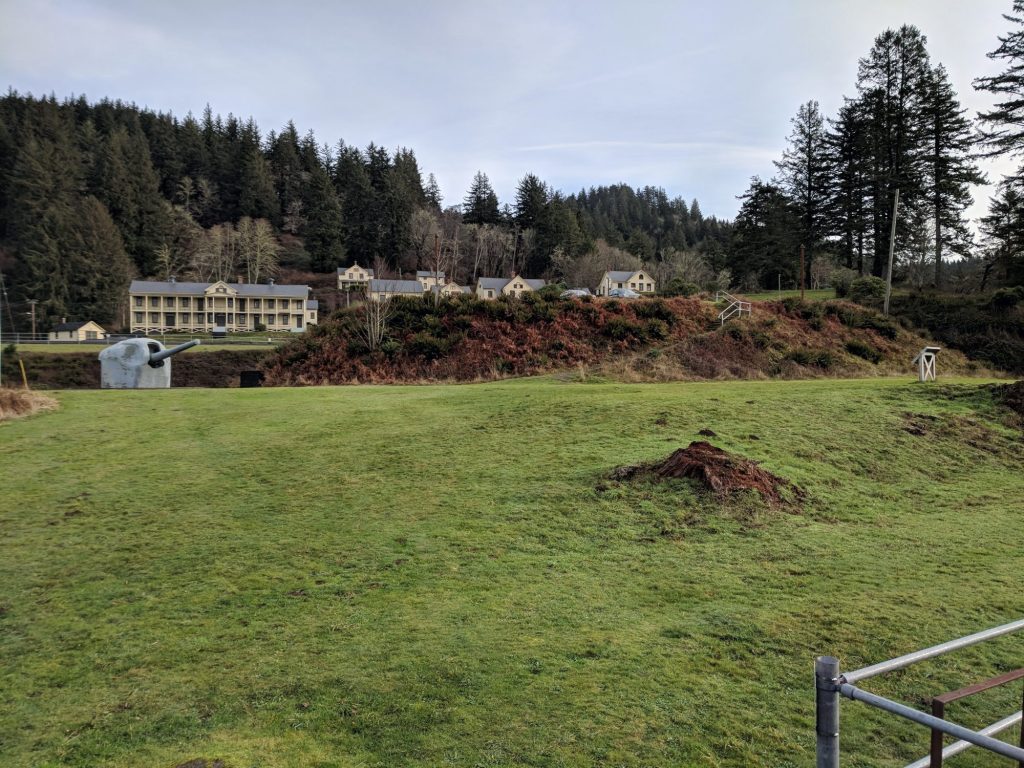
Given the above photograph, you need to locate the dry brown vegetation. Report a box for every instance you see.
[0,389,58,421]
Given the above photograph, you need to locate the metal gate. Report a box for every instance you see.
[815,618,1024,767]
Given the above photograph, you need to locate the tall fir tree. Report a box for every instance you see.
[463,171,500,225]
[975,1,1024,162]
[828,100,874,273]
[920,64,985,286]
[775,100,832,258]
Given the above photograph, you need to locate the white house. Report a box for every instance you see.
[595,270,657,296]
[49,320,107,341]
[474,275,546,300]
[416,270,446,290]
[337,263,375,290]
[367,278,425,301]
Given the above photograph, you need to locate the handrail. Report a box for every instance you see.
[841,618,1024,685]
[904,711,1023,768]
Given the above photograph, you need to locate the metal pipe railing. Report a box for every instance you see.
[904,710,1022,768]
[839,684,1024,763]
[841,618,1024,685]
[816,618,1024,768]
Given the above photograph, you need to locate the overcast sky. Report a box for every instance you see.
[0,0,1017,221]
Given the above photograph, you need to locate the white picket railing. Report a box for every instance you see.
[715,291,752,326]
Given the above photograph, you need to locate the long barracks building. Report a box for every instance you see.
[128,279,317,334]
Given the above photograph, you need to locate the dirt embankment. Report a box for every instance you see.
[3,350,271,389]
[263,293,981,385]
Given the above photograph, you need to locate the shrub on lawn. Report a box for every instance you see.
[848,276,886,304]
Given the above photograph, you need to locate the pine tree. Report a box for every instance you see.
[68,196,132,323]
[729,178,801,288]
[920,64,985,286]
[856,25,932,276]
[775,100,832,255]
[304,165,345,272]
[975,1,1024,161]
[424,173,443,210]
[514,173,549,229]
[463,171,500,225]
[238,145,279,222]
[827,100,874,273]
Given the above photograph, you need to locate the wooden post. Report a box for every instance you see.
[800,245,806,301]
[884,188,899,316]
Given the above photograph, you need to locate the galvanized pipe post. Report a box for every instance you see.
[816,656,840,768]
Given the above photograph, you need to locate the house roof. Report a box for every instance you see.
[306,299,319,310]
[53,321,91,332]
[416,270,445,278]
[130,280,309,298]
[606,270,641,282]
[368,279,424,294]
[477,277,510,291]
[337,265,375,277]
[523,278,546,290]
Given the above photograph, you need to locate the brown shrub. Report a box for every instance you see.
[0,389,58,421]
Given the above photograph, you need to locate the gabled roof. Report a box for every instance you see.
[476,277,510,291]
[53,321,89,331]
[368,279,424,294]
[337,265,374,277]
[523,278,546,290]
[416,270,445,279]
[306,299,319,310]
[130,280,309,298]
[605,270,641,282]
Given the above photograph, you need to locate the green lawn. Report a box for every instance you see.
[1,377,1022,767]
[740,288,836,302]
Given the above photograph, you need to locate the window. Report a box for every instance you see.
[86,331,97,340]
[238,298,246,311]
[134,297,143,307]
[617,283,624,288]
[149,312,159,323]
[196,298,204,311]
[150,297,159,308]
[228,313,234,323]
[207,313,213,322]
[180,312,190,323]
[134,312,143,323]
[647,283,653,291]
[265,315,274,326]
[252,299,261,309]
[487,290,494,298]
[279,314,288,325]
[227,298,233,308]
[165,297,175,307]
[630,283,636,289]
[181,297,190,307]
[267,299,275,309]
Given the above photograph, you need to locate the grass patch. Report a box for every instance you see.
[1,378,1022,766]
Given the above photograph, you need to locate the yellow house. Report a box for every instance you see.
[429,282,470,298]
[367,278,425,302]
[416,270,446,290]
[337,263,374,290]
[595,269,657,296]
[49,320,107,341]
[128,279,316,333]
[474,275,546,300]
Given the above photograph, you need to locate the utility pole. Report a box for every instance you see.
[883,188,900,316]
[800,244,806,301]
[28,300,37,339]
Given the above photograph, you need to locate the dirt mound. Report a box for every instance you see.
[0,389,58,421]
[995,380,1024,418]
[611,441,799,504]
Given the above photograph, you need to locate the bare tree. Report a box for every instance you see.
[155,243,190,281]
[237,217,280,283]
[360,290,396,351]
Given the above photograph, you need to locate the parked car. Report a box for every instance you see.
[560,288,592,298]
[607,288,641,299]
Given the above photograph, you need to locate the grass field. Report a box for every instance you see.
[740,289,836,302]
[10,343,280,354]
[2,377,1023,767]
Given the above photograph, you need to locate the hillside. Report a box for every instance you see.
[1,379,1021,766]
[263,294,980,385]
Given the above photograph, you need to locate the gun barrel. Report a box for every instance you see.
[150,339,201,363]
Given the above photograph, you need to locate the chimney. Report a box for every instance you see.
[169,275,176,283]
[237,275,245,284]
[268,278,275,286]
[61,317,66,324]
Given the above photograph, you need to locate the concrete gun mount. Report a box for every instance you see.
[99,338,200,388]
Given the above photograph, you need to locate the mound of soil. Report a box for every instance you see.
[995,380,1024,418]
[611,441,798,504]
[0,388,58,421]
